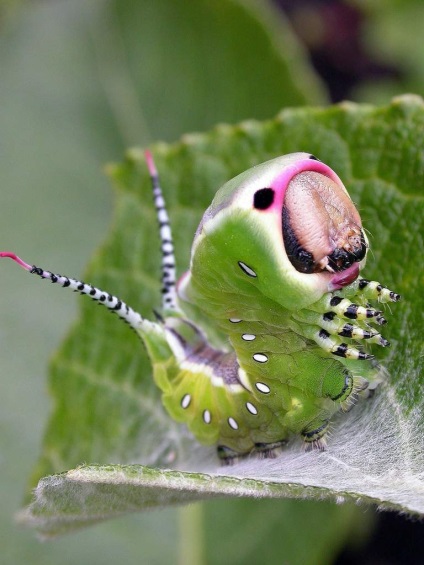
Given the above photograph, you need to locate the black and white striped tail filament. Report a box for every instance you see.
[145,152,179,312]
[0,252,162,335]
[30,266,144,331]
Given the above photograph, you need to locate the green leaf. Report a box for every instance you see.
[18,95,424,537]
[21,465,369,552]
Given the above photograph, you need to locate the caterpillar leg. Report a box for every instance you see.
[252,439,288,459]
[217,439,288,464]
[298,380,367,450]
[331,373,369,411]
[302,325,373,360]
[299,277,401,358]
[301,419,330,451]
[279,351,369,409]
[347,278,401,304]
[323,277,401,324]
[217,444,244,465]
[295,310,389,345]
[318,295,386,324]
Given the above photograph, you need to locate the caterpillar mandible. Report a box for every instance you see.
[1,152,400,463]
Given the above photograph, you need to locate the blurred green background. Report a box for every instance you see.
[0,1,423,564]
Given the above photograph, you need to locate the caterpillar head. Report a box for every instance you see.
[180,153,368,311]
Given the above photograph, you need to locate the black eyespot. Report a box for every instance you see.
[253,188,275,210]
[309,154,320,161]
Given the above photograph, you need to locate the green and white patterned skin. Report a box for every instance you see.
[0,152,400,462]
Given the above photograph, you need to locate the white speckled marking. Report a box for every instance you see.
[246,402,258,415]
[181,394,191,409]
[238,261,257,278]
[256,382,270,394]
[229,318,242,323]
[203,409,211,424]
[228,417,239,430]
[242,334,256,341]
[253,353,268,363]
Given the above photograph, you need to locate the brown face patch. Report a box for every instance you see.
[282,171,366,274]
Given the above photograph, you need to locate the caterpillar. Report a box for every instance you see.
[1,152,400,463]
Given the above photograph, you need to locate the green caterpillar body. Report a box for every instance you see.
[146,153,399,458]
[1,152,400,462]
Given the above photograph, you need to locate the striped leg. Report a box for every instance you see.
[293,309,390,348]
[301,324,373,360]
[322,295,386,324]
[302,419,329,451]
[352,278,401,304]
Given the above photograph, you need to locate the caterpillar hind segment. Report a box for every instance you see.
[1,151,400,463]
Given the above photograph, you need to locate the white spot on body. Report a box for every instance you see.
[228,417,239,430]
[229,318,242,323]
[203,409,211,424]
[253,353,268,363]
[242,334,256,341]
[246,402,258,415]
[238,261,257,278]
[256,382,270,394]
[181,394,191,409]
